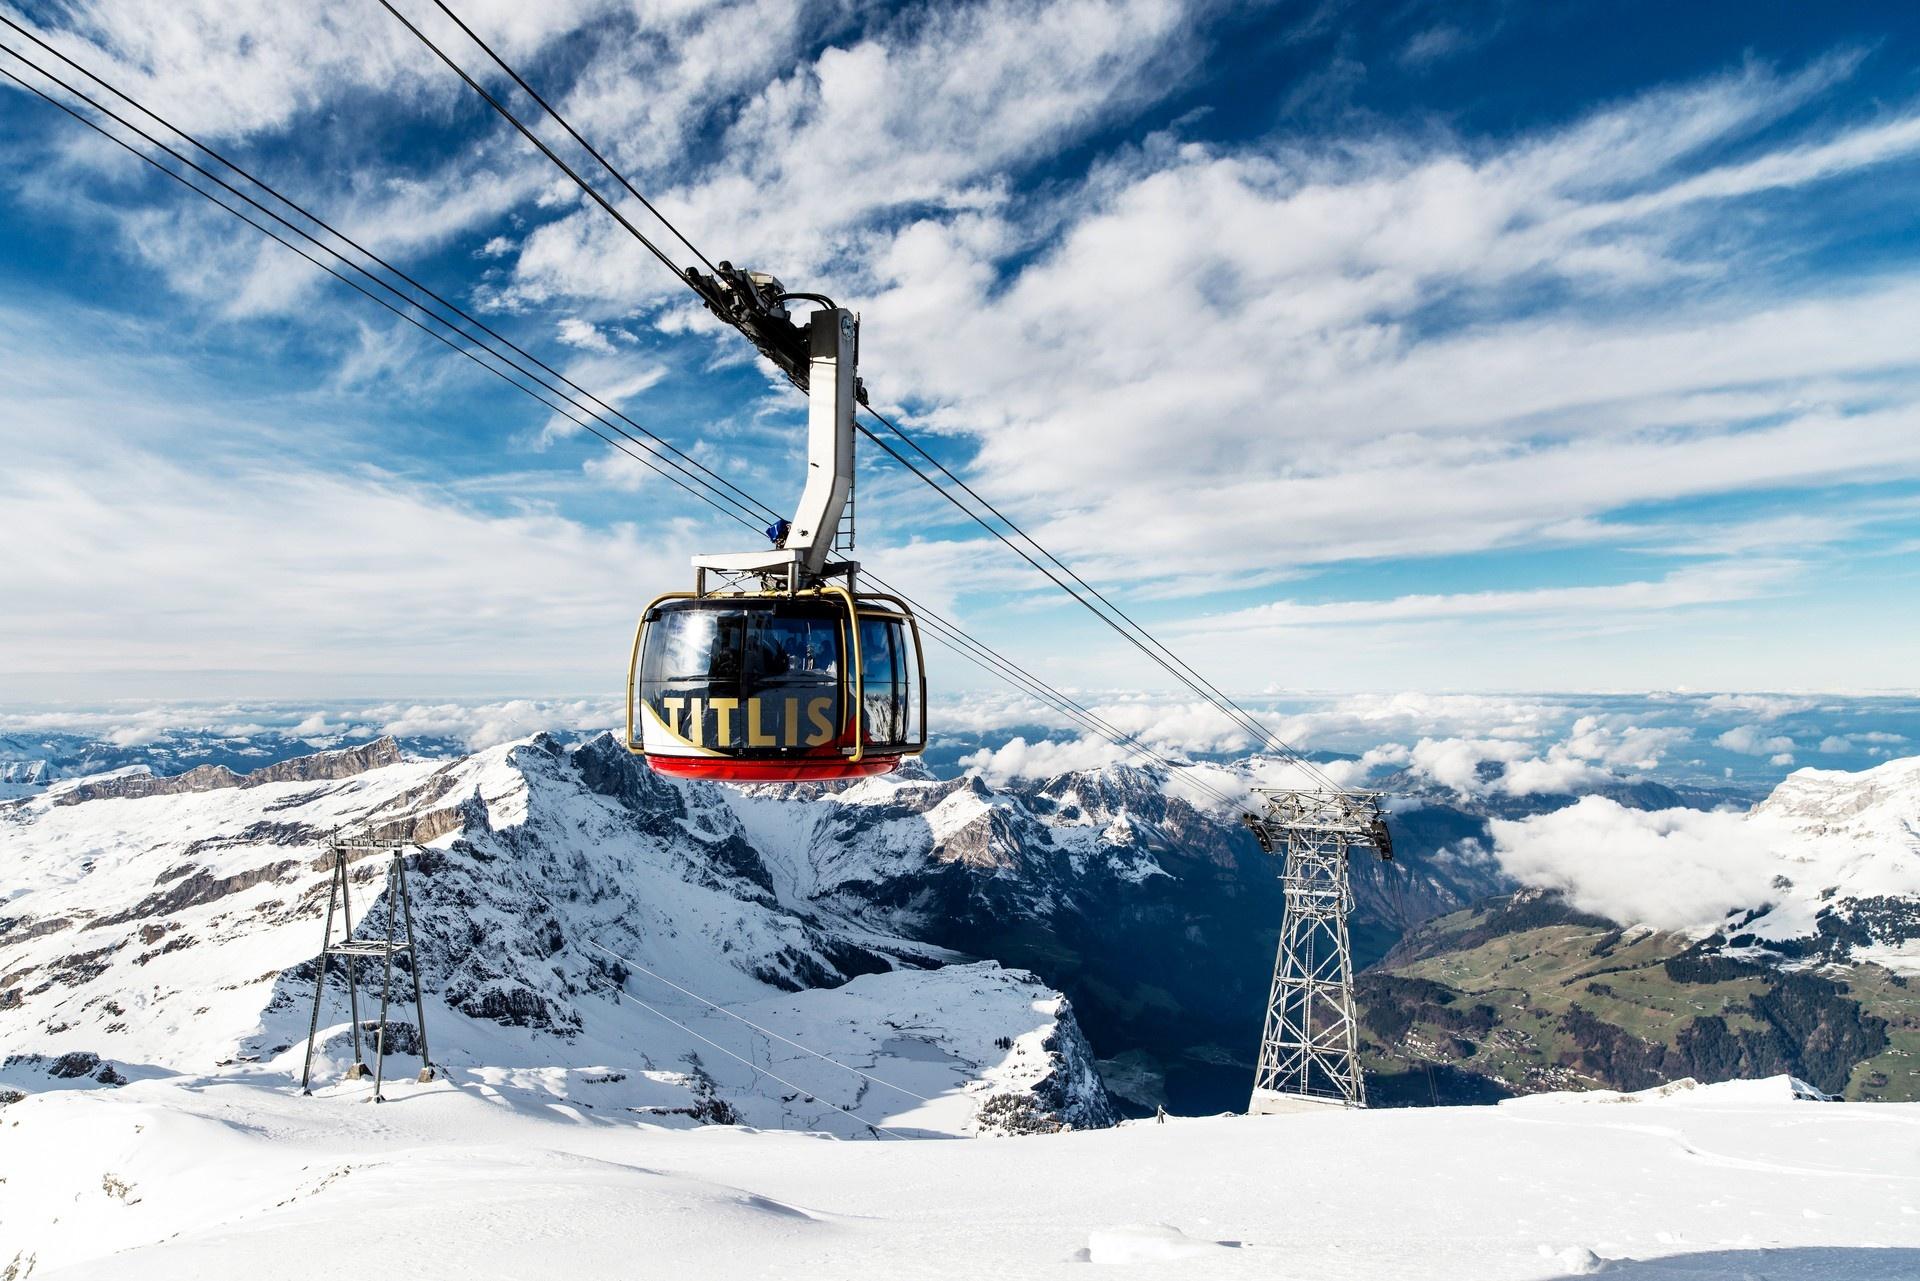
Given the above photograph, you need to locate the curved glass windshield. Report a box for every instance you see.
[640,604,844,752]
[858,614,920,749]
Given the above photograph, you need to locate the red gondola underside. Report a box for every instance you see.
[643,753,902,782]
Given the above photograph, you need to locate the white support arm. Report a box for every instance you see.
[782,307,857,577]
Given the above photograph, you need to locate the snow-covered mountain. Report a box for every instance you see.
[1,734,1115,1135]
[1,728,1534,1120]
[1731,755,1920,965]
[1365,755,1920,1103]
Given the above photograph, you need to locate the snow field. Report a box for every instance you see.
[2,1074,1915,1280]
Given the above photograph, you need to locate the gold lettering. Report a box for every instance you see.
[711,697,739,746]
[805,696,836,747]
[660,697,685,736]
[747,698,775,748]
[784,698,799,747]
[686,697,704,747]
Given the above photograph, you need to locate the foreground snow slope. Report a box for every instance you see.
[1,1073,1912,1280]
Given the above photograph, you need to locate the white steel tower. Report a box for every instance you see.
[1243,788,1391,1114]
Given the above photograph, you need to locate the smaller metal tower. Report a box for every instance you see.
[1243,788,1392,1114]
[300,833,435,1102]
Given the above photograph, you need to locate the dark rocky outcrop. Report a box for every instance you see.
[57,737,404,806]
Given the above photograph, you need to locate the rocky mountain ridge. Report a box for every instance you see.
[1,733,1120,1134]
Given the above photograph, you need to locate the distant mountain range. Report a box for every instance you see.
[5,726,1916,1120]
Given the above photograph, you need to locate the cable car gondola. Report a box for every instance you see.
[625,269,926,782]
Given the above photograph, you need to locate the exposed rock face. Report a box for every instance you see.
[54,737,404,805]
[1,733,1116,1135]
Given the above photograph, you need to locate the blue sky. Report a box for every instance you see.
[3,0,1920,732]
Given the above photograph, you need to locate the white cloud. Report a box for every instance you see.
[1174,562,1796,637]
[0,318,693,697]
[556,318,616,353]
[959,734,1134,784]
[7,5,1920,697]
[1488,798,1785,932]
[373,698,617,750]
[1701,693,1815,720]
[1489,754,1920,933]
[1717,725,1798,757]
[582,447,656,491]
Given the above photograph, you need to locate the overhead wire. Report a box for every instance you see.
[3,13,1262,808]
[856,400,1347,791]
[586,968,905,1139]
[853,416,1345,792]
[0,57,749,534]
[0,26,1246,805]
[385,0,1348,793]
[422,0,720,277]
[0,13,777,533]
[585,939,937,1106]
[863,572,1245,809]
[371,0,689,285]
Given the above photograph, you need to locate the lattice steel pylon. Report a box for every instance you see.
[299,833,436,1102]
[1243,788,1392,1114]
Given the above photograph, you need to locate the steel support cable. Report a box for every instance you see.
[586,971,905,1139]
[0,57,767,537]
[857,401,1344,790]
[421,0,720,277]
[372,1,692,293]
[584,939,938,1105]
[0,14,778,532]
[907,610,1184,776]
[4,32,1258,808]
[854,422,1345,792]
[908,621,1244,811]
[863,574,1245,808]
[393,1,1342,793]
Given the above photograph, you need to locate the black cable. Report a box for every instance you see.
[424,0,721,277]
[0,53,762,534]
[855,419,1338,788]
[0,13,779,532]
[912,623,1243,810]
[374,1,686,285]
[2,28,1262,806]
[388,1,1342,790]
[865,573,1215,785]
[859,401,1340,787]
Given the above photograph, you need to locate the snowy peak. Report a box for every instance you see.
[0,733,1116,1136]
[1759,754,1920,844]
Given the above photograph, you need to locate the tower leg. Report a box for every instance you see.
[338,852,368,1080]
[371,856,397,1103]
[395,852,435,1082]
[299,852,342,1095]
